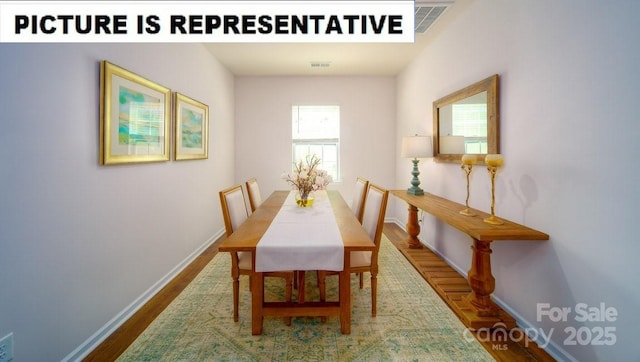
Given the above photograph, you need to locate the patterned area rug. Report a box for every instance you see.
[118,237,493,361]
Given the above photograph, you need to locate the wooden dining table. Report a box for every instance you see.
[218,190,375,335]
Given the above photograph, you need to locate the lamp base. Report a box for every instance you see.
[406,158,425,196]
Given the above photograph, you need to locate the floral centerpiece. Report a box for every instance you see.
[281,154,332,207]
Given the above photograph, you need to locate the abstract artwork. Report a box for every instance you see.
[174,92,209,160]
[100,61,171,165]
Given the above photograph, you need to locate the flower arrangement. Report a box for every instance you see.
[281,154,332,206]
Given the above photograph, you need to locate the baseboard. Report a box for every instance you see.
[491,295,576,362]
[389,218,574,362]
[62,229,225,362]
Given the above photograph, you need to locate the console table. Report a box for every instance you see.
[391,190,549,329]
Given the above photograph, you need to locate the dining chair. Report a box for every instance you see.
[351,177,369,224]
[245,177,262,213]
[318,183,389,317]
[219,184,294,325]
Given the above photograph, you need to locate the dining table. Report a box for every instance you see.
[218,189,375,335]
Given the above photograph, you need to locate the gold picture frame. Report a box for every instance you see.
[173,92,209,160]
[99,61,171,165]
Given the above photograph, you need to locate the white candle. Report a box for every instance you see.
[461,154,476,165]
[485,154,504,167]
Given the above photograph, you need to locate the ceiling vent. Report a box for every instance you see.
[415,2,452,33]
[310,61,331,68]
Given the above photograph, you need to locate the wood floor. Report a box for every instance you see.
[84,223,555,361]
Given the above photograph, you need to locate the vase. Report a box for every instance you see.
[295,190,314,207]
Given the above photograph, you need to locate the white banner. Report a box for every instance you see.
[0,1,415,43]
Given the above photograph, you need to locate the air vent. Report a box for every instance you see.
[415,2,451,33]
[310,61,331,68]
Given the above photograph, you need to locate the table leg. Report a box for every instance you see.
[251,271,264,335]
[406,204,423,249]
[297,271,306,303]
[466,238,500,317]
[339,251,351,334]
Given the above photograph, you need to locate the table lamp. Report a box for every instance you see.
[401,135,432,195]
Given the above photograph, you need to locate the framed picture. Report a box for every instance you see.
[173,92,209,160]
[100,61,171,165]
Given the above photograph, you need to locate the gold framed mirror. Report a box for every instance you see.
[433,74,499,164]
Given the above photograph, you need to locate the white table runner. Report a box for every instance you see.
[255,190,344,272]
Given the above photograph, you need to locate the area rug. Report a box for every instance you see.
[117,236,493,361]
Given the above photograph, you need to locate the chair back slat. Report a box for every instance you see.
[219,185,248,236]
[361,183,389,248]
[351,177,369,223]
[246,178,262,212]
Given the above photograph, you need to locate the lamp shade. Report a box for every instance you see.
[401,136,433,158]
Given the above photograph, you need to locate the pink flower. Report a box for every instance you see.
[282,154,331,194]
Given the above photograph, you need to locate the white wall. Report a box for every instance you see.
[395,0,640,360]
[234,76,396,205]
[4,1,639,360]
[0,43,235,361]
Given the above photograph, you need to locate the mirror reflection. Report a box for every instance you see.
[433,74,499,164]
[438,91,488,154]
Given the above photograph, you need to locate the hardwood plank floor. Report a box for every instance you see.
[84,223,554,361]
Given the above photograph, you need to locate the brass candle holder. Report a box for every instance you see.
[460,154,476,216]
[484,154,504,225]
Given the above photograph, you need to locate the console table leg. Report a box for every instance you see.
[406,204,423,249]
[466,238,499,317]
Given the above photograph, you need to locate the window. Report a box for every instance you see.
[292,105,340,181]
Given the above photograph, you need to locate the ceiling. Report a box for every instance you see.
[203,2,452,76]
[204,35,433,76]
